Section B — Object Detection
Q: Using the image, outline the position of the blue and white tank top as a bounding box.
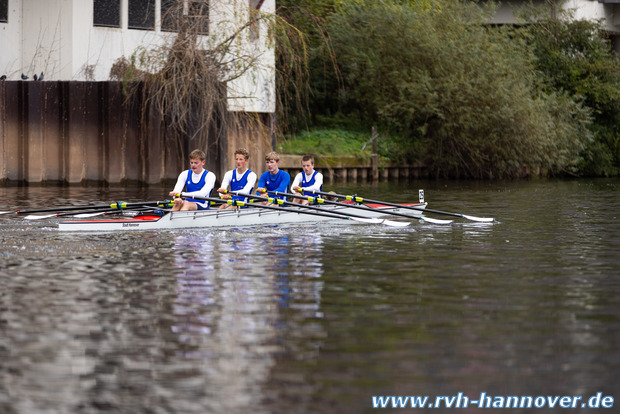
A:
[231,169,252,202]
[301,171,322,196]
[184,170,210,209]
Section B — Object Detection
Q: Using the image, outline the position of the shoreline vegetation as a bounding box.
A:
[276,0,620,179]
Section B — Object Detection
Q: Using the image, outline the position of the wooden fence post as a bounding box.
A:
[371,126,378,182]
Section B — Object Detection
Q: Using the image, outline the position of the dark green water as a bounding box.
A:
[0,178,618,413]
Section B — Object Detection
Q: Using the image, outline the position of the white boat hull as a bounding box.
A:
[58,203,427,232]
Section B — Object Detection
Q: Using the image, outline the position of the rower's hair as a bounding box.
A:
[235,148,250,160]
[265,151,280,162]
[301,155,314,164]
[189,149,206,161]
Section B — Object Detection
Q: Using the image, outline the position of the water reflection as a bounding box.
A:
[1,180,619,414]
[167,229,325,413]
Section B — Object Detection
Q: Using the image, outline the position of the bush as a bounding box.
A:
[323,0,593,178]
[522,15,620,176]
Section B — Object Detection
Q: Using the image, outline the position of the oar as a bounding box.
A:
[23,206,158,220]
[179,193,409,227]
[265,190,453,225]
[221,191,409,227]
[307,190,494,222]
[24,208,120,220]
[73,210,126,218]
[1,200,174,216]
[74,206,169,218]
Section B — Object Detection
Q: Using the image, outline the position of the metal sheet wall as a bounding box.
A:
[0,81,190,186]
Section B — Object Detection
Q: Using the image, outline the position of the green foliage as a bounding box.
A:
[324,0,592,178]
[277,129,374,161]
[521,15,620,176]
[277,0,619,178]
[276,0,342,128]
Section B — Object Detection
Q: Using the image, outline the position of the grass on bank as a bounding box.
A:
[277,128,414,167]
[277,129,373,160]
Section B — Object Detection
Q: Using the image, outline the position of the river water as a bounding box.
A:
[0,178,618,413]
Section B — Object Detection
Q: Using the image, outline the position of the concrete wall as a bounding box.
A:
[278,155,429,184]
[222,112,274,178]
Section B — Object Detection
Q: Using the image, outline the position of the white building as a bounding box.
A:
[0,0,275,113]
[490,0,620,53]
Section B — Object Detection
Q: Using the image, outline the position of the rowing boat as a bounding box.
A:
[57,202,427,232]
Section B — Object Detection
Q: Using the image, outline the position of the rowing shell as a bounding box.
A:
[57,202,426,232]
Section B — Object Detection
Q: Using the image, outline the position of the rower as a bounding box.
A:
[169,149,216,211]
[291,155,324,205]
[217,148,257,209]
[256,151,291,206]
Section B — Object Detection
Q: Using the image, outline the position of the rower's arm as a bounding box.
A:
[170,171,188,196]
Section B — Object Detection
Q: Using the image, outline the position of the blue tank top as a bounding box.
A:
[185,170,210,209]
[263,170,290,201]
[301,171,322,196]
[231,170,252,202]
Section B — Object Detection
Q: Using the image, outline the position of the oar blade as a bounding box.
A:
[382,219,410,227]
[462,214,494,222]
[23,213,58,220]
[349,217,384,224]
[0,211,15,215]
[421,216,453,225]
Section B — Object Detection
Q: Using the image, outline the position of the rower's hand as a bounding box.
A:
[217,188,226,194]
[257,188,267,194]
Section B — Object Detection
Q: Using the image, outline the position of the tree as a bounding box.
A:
[521,10,620,176]
[112,0,312,164]
[324,0,592,178]
[276,0,340,130]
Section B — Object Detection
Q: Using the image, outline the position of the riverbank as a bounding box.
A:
[278,154,428,183]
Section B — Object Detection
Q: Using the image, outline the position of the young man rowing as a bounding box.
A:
[216,148,257,209]
[291,155,323,205]
[169,149,216,211]
[256,151,290,205]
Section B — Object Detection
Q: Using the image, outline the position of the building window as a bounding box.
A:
[188,0,209,35]
[1,0,9,23]
[161,0,180,32]
[93,0,121,28]
[249,0,263,41]
[161,1,209,35]
[128,0,155,30]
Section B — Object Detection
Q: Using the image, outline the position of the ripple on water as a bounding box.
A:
[1,181,619,413]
